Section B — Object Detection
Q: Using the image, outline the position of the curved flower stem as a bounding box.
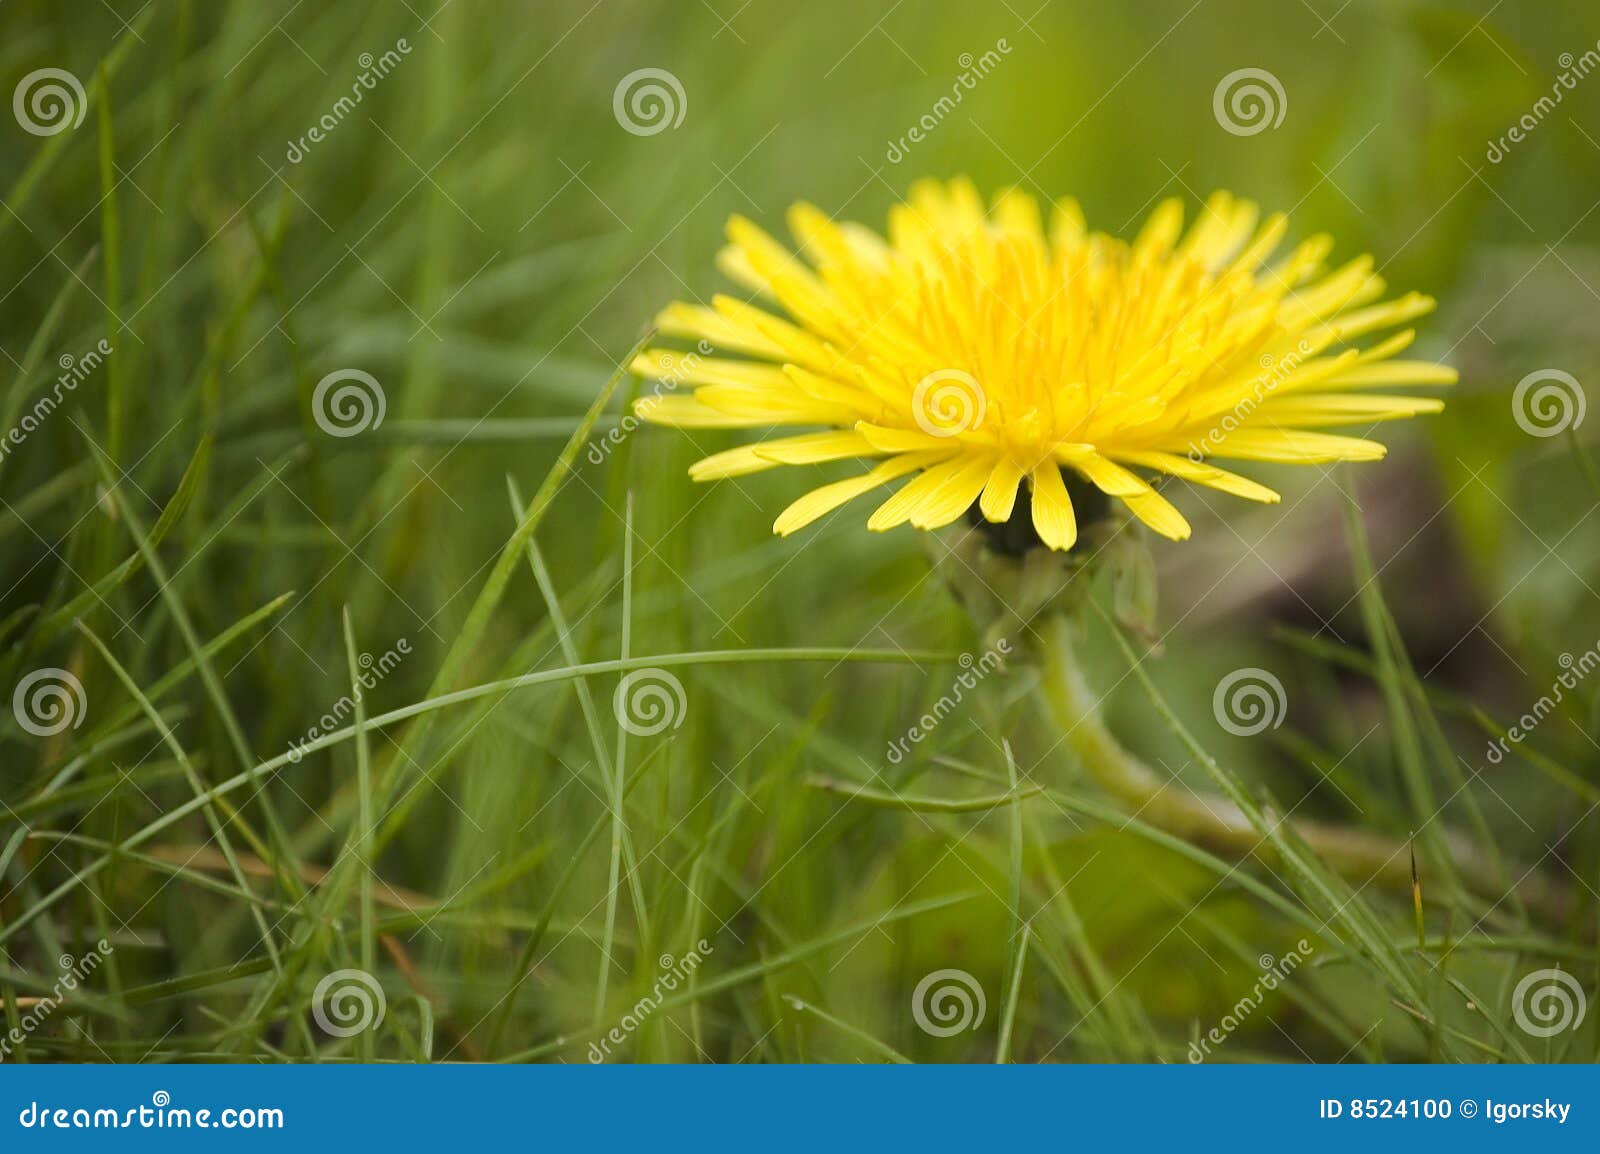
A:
[1031,613,1575,930]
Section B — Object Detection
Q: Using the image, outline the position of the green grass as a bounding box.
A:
[1,0,1597,1064]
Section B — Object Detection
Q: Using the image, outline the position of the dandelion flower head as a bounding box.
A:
[632,179,1453,551]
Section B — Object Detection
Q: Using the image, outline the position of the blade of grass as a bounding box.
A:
[805,775,1044,812]
[1083,602,1432,1016]
[85,435,306,910]
[72,620,286,975]
[362,333,652,858]
[501,890,977,1062]
[594,492,636,1027]
[341,607,376,1063]
[0,5,151,249]
[995,919,1028,1063]
[0,645,954,949]
[0,250,95,485]
[783,994,912,1063]
[485,741,713,1057]
[506,475,651,1025]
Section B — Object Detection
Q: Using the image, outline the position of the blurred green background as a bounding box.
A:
[1,0,1597,1063]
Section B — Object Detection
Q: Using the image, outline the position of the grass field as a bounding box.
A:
[1,0,1598,1064]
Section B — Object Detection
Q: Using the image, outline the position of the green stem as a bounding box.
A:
[1032,614,1573,926]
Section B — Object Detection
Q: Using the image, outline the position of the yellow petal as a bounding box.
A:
[690,430,876,481]
[978,458,1026,522]
[1028,464,1078,551]
[868,459,969,531]
[1133,198,1185,260]
[909,455,995,530]
[711,295,835,373]
[1312,292,1436,344]
[784,365,874,410]
[1049,197,1087,253]
[1070,452,1151,497]
[1323,361,1459,388]
[1124,491,1191,540]
[774,453,943,536]
[1071,453,1191,540]
[726,214,822,295]
[1114,451,1279,504]
[635,394,760,429]
[1180,192,1258,270]
[1202,428,1387,463]
[1269,234,1334,285]
[715,244,772,300]
[751,429,877,465]
[1224,212,1289,277]
[856,422,963,454]
[1262,394,1446,425]
[694,385,857,425]
[688,445,777,480]
[653,302,784,359]
[991,187,1045,242]
[1279,257,1383,328]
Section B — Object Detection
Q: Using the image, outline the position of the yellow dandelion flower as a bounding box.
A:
[632,178,1454,551]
